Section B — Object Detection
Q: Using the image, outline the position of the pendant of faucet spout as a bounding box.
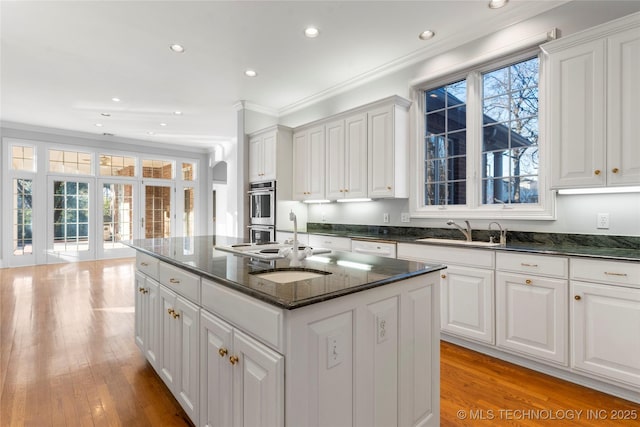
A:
[447,219,472,242]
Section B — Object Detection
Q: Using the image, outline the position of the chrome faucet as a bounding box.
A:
[488,221,507,246]
[447,219,472,242]
[289,210,300,266]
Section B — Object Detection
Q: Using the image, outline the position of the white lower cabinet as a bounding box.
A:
[495,252,569,365]
[135,272,161,371]
[159,285,200,425]
[570,258,640,390]
[200,309,285,427]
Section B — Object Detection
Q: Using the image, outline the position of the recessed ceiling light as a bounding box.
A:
[169,44,185,53]
[244,69,257,77]
[160,123,167,127]
[101,112,111,117]
[304,27,320,38]
[488,0,508,9]
[147,131,155,136]
[173,111,182,115]
[95,123,103,127]
[418,30,435,40]
[111,97,121,102]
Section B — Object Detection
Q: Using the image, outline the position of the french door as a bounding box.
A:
[47,176,95,263]
[98,179,137,258]
[141,181,175,239]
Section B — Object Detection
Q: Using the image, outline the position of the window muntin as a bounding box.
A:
[481,57,540,205]
[53,180,90,252]
[142,159,173,179]
[11,145,35,171]
[424,80,467,206]
[13,179,33,255]
[103,183,134,249]
[49,150,92,174]
[99,154,136,177]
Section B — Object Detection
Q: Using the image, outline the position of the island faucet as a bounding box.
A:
[447,219,472,242]
[289,210,300,266]
[488,221,507,246]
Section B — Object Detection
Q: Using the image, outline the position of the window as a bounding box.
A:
[49,150,92,174]
[416,54,549,218]
[142,159,173,179]
[182,162,196,181]
[99,154,136,176]
[13,179,33,255]
[11,145,35,171]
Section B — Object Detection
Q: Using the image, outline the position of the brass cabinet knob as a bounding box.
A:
[339,189,344,192]
[229,355,239,365]
[594,169,601,175]
[167,308,174,315]
[138,287,145,293]
[525,279,532,285]
[344,189,348,192]
[172,311,180,319]
[612,167,619,174]
[218,348,228,357]
[574,295,581,301]
[441,274,446,279]
[387,186,392,190]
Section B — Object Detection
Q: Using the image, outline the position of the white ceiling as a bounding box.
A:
[1,0,567,149]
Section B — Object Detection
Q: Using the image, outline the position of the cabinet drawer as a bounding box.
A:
[571,258,640,288]
[397,243,494,269]
[276,231,309,246]
[351,239,396,258]
[159,262,200,303]
[201,278,284,352]
[308,234,351,251]
[137,252,159,280]
[496,252,568,278]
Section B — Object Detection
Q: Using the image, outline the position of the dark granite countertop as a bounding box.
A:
[291,224,640,262]
[125,236,446,310]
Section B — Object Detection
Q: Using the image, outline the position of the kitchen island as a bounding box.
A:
[127,235,445,427]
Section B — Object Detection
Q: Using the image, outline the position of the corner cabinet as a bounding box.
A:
[292,125,326,201]
[544,13,640,188]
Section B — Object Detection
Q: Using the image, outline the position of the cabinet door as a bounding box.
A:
[368,105,395,198]
[146,278,161,372]
[159,286,178,392]
[248,136,263,183]
[175,296,200,424]
[325,119,346,200]
[262,132,277,181]
[232,330,284,427]
[134,271,147,352]
[496,272,568,365]
[441,265,494,344]
[292,131,309,200]
[344,112,368,198]
[200,310,234,427]
[307,126,326,200]
[549,39,606,188]
[571,281,640,388]
[607,26,640,186]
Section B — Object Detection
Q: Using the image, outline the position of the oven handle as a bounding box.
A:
[248,189,275,195]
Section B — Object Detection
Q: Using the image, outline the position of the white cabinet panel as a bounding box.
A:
[326,113,368,200]
[176,297,200,424]
[308,234,351,252]
[293,126,326,201]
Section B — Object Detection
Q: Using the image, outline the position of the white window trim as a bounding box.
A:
[409,48,556,220]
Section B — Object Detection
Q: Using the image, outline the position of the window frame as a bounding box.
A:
[410,48,555,220]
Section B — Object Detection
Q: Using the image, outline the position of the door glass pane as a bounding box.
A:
[145,185,171,238]
[182,162,195,181]
[13,179,33,255]
[183,187,195,238]
[103,183,134,249]
[52,180,90,252]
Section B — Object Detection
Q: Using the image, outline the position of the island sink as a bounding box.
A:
[250,268,331,284]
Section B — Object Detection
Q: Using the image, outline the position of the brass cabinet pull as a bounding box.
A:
[594,169,601,175]
[344,189,348,192]
[574,295,581,301]
[172,311,180,319]
[387,186,392,190]
[140,262,149,267]
[169,278,180,284]
[604,271,627,277]
[525,279,532,285]
[138,287,145,293]
[612,167,619,174]
[229,355,239,365]
[441,274,446,279]
[218,348,228,357]
[167,308,174,315]
[520,263,538,267]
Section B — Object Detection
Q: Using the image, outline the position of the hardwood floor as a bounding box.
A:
[1,258,638,426]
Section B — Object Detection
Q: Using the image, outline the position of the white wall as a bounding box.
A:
[279,2,640,237]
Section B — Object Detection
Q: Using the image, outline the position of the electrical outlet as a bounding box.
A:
[383,213,390,223]
[327,333,343,369]
[597,213,610,229]
[400,212,410,223]
[376,313,389,344]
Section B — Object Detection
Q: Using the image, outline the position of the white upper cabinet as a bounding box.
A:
[545,13,640,188]
[326,112,368,200]
[292,125,326,201]
[248,126,293,196]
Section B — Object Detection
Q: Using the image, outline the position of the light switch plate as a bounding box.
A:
[597,213,610,229]
[400,212,410,223]
[327,333,343,369]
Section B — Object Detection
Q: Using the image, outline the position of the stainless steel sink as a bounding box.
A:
[415,238,501,247]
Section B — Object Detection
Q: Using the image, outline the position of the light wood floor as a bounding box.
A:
[1,259,638,426]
